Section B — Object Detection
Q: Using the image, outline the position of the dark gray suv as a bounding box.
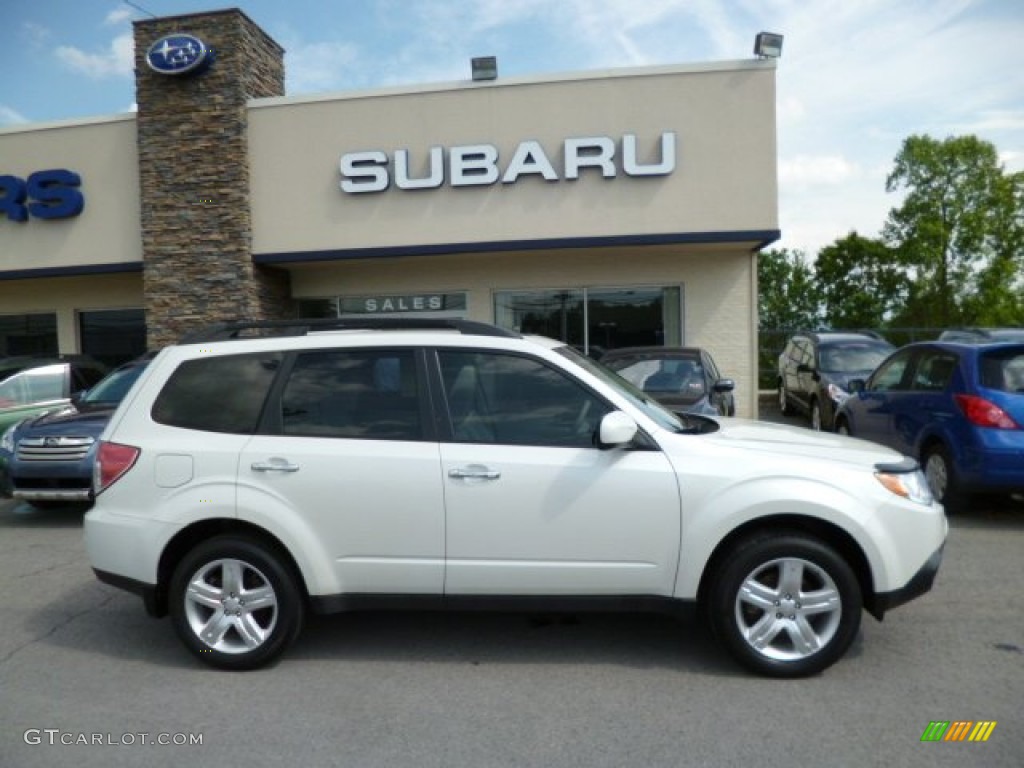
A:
[777,331,894,431]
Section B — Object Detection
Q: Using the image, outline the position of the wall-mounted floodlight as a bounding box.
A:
[754,32,784,59]
[471,56,498,81]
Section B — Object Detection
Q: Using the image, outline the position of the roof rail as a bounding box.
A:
[178,317,522,344]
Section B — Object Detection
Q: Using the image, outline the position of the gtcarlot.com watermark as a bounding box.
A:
[24,729,203,747]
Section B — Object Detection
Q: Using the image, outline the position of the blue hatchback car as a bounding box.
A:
[835,341,1024,511]
[0,358,150,508]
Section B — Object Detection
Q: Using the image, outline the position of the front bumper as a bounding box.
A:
[866,544,944,620]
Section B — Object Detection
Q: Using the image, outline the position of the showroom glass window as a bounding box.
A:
[79,309,147,367]
[494,286,681,357]
[0,313,57,356]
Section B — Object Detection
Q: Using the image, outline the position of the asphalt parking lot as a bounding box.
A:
[1,411,1022,767]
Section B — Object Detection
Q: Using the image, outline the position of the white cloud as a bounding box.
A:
[55,32,134,79]
[105,7,134,25]
[780,155,859,186]
[0,105,29,126]
[285,40,361,93]
[21,21,51,47]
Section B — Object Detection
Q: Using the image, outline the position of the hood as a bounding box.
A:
[684,417,906,468]
[18,405,116,437]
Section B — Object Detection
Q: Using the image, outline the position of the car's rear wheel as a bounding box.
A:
[169,536,304,670]
[707,532,862,677]
[922,444,964,513]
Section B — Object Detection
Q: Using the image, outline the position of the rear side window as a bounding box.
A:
[152,353,282,433]
[280,349,422,440]
[979,350,1024,393]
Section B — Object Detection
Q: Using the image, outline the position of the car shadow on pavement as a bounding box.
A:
[0,499,89,529]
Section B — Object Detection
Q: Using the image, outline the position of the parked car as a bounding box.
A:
[777,331,894,431]
[600,346,735,416]
[835,341,1024,510]
[84,318,945,677]
[0,358,150,508]
[0,354,101,384]
[0,358,109,433]
[937,327,1024,343]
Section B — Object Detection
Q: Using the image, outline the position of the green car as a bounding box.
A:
[0,359,109,433]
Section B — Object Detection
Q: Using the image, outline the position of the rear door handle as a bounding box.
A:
[448,465,501,480]
[251,458,300,473]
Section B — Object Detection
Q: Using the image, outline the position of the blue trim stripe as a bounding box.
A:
[0,262,143,281]
[253,230,782,265]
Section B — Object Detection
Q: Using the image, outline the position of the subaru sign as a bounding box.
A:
[145,34,215,76]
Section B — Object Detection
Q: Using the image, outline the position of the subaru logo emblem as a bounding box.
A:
[44,437,60,447]
[145,33,215,76]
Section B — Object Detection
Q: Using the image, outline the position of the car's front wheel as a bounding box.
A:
[707,532,862,677]
[922,443,964,514]
[169,536,304,670]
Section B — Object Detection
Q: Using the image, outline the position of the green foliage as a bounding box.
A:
[883,135,1023,326]
[815,232,907,328]
[757,248,821,331]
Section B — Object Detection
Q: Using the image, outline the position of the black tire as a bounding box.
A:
[706,532,862,678]
[922,443,965,514]
[169,536,304,670]
[778,382,793,416]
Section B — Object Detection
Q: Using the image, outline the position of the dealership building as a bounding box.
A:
[0,8,779,417]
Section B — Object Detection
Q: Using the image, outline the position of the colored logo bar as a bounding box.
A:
[921,721,997,742]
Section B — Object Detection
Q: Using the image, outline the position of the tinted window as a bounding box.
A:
[280,349,421,440]
[440,351,608,447]
[152,353,282,433]
[911,351,958,391]
[979,349,1024,393]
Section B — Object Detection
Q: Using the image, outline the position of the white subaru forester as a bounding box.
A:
[84,319,946,677]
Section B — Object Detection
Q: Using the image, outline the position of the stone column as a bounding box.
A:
[134,9,293,348]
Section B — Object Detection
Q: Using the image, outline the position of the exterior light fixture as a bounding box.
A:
[753,32,784,59]
[471,56,498,81]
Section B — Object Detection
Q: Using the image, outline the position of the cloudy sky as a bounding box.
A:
[2,0,1021,256]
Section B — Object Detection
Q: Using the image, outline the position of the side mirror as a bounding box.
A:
[848,378,866,394]
[70,389,88,406]
[713,378,735,393]
[598,411,638,448]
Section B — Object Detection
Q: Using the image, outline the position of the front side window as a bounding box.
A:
[280,349,422,440]
[152,353,282,433]
[439,351,608,447]
[869,351,912,392]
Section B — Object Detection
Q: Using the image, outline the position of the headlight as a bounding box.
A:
[1,423,21,453]
[875,469,933,506]
[826,382,849,405]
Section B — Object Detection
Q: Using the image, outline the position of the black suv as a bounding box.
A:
[777,331,894,430]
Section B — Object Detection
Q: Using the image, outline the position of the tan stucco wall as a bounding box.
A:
[0,116,142,272]
[0,273,142,352]
[248,61,777,254]
[288,245,759,417]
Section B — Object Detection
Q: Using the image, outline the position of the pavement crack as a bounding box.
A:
[0,591,117,666]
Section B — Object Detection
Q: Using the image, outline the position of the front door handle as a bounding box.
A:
[448,465,501,480]
[251,458,300,473]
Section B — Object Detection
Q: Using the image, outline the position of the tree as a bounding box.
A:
[883,134,1023,327]
[815,232,907,328]
[757,248,821,331]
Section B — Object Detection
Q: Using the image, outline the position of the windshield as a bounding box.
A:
[83,363,147,405]
[555,346,685,432]
[818,342,893,374]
